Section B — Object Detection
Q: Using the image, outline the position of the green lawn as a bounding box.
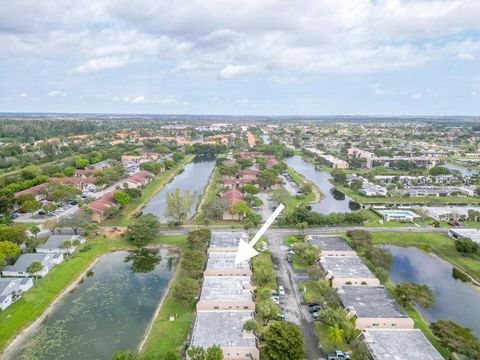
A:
[140,235,196,357]
[284,234,301,246]
[191,165,219,223]
[0,236,130,352]
[338,184,480,205]
[370,231,480,282]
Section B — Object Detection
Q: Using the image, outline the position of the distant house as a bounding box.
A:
[221,189,245,220]
[223,177,252,189]
[0,278,34,310]
[48,177,97,192]
[87,190,117,222]
[1,253,63,278]
[36,235,85,254]
[121,170,153,189]
[121,152,159,165]
[238,169,259,180]
[14,183,47,200]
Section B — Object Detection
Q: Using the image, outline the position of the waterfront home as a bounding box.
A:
[204,252,252,277]
[88,190,117,222]
[1,253,63,278]
[306,235,356,257]
[121,170,153,189]
[221,189,245,220]
[0,277,33,310]
[338,286,414,330]
[360,329,443,360]
[448,228,480,244]
[36,234,85,254]
[319,256,380,287]
[395,185,475,197]
[208,231,248,253]
[197,276,255,311]
[189,311,259,360]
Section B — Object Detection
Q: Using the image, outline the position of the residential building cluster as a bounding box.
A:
[189,231,259,360]
[0,234,84,311]
[307,235,443,359]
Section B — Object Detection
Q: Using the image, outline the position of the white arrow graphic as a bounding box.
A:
[235,203,285,265]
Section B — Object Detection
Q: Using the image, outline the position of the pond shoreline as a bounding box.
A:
[0,255,101,359]
[1,245,179,360]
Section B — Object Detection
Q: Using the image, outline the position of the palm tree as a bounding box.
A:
[327,324,345,347]
[27,261,43,284]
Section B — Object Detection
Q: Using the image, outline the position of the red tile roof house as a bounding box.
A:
[14,183,47,200]
[223,177,253,190]
[221,189,245,220]
[238,169,259,180]
[49,177,97,191]
[87,191,116,222]
[120,170,154,189]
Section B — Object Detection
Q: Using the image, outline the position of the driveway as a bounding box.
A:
[266,230,324,360]
[257,192,273,221]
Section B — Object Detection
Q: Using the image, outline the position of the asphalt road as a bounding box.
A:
[266,230,324,360]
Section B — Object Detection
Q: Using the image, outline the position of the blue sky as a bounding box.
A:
[1,0,480,115]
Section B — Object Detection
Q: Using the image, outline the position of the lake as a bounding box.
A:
[285,155,354,213]
[384,245,480,337]
[142,158,215,222]
[6,249,175,360]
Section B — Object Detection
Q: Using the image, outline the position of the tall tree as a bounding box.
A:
[395,282,434,308]
[263,322,304,360]
[206,345,223,360]
[430,320,480,357]
[124,214,161,248]
[164,189,194,224]
[328,324,345,347]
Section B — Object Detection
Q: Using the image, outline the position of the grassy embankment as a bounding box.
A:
[284,165,321,213]
[191,165,220,224]
[0,234,186,353]
[140,234,195,357]
[102,155,195,226]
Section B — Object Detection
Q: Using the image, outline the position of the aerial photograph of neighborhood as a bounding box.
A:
[1,1,480,360]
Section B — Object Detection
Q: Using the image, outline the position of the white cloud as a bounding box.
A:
[236,98,249,104]
[219,64,259,79]
[47,90,66,97]
[132,96,145,103]
[18,93,28,97]
[457,52,475,60]
[74,56,130,73]
[412,92,423,100]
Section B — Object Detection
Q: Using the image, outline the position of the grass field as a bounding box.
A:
[191,165,219,224]
[284,166,318,212]
[370,231,480,282]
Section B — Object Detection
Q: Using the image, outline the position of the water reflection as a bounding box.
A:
[384,245,480,337]
[142,158,215,222]
[124,249,162,273]
[285,155,352,213]
[6,250,174,360]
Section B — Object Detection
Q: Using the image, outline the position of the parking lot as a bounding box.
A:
[266,230,324,360]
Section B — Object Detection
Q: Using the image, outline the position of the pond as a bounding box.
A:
[6,249,175,360]
[285,155,355,213]
[384,245,480,338]
[142,158,215,222]
[444,162,475,176]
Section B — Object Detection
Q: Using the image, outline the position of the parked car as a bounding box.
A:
[286,255,293,263]
[327,351,350,360]
[278,285,285,296]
